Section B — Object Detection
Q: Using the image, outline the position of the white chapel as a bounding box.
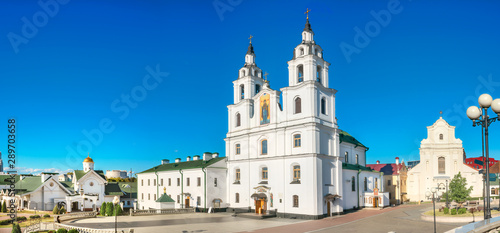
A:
[407,117,482,201]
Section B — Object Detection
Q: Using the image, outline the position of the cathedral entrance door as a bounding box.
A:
[327,201,331,216]
[373,197,378,208]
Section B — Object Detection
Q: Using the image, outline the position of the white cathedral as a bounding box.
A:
[224,17,387,219]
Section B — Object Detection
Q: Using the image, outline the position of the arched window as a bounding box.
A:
[321,98,326,115]
[235,168,240,181]
[235,193,240,203]
[298,65,304,83]
[439,134,443,140]
[236,113,241,127]
[293,134,301,148]
[375,178,378,189]
[262,167,268,180]
[351,176,356,191]
[240,85,244,99]
[438,157,445,174]
[294,97,302,114]
[364,177,368,191]
[241,70,246,77]
[316,65,322,83]
[300,48,304,55]
[261,140,268,155]
[293,195,299,207]
[235,144,240,155]
[356,154,359,164]
[293,165,300,181]
[345,152,349,163]
[256,84,261,94]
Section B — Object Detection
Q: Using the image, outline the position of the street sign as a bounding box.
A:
[476,159,485,166]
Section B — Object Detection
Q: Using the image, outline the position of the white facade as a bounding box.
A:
[106,170,129,179]
[224,18,384,219]
[407,117,482,202]
[137,154,227,211]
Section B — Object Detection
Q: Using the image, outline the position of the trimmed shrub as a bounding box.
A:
[1,201,6,213]
[53,205,59,214]
[68,229,78,233]
[17,216,27,221]
[59,206,66,215]
[30,214,41,219]
[451,209,457,215]
[114,204,123,216]
[44,214,51,218]
[56,228,68,233]
[458,208,467,215]
[106,202,113,216]
[0,219,11,225]
[443,207,449,214]
[100,202,107,216]
[11,223,21,233]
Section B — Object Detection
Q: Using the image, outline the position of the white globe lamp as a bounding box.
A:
[491,99,500,114]
[479,94,493,108]
[466,106,481,120]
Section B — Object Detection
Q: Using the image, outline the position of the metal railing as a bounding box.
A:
[130,208,195,216]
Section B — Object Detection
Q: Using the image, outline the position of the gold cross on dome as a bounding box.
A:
[264,72,268,80]
[305,8,311,19]
[249,35,253,43]
[440,111,443,116]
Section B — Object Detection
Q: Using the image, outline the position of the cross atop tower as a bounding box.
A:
[305,8,311,20]
[264,72,268,80]
[248,35,253,44]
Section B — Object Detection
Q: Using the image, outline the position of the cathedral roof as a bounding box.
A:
[339,130,368,149]
[342,163,374,172]
[304,18,313,32]
[138,157,225,174]
[83,155,94,163]
[247,42,254,55]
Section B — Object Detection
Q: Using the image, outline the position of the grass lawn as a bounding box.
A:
[0,217,53,228]
[423,209,500,217]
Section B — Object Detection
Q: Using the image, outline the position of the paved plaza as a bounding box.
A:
[59,204,469,233]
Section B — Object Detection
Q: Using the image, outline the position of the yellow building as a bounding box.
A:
[367,157,408,205]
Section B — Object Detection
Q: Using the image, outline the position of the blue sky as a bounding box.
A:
[1,0,500,175]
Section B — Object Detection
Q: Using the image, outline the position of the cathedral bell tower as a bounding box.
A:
[287,10,330,88]
[232,36,265,104]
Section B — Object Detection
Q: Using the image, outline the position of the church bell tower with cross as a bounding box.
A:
[232,35,265,104]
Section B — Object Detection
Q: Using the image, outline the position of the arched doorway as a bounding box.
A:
[251,193,267,214]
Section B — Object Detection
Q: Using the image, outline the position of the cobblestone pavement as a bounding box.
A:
[61,204,468,233]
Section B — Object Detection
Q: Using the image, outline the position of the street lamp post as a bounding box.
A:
[426,187,438,233]
[113,196,119,233]
[466,94,500,220]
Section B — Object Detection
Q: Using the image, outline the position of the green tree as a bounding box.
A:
[11,223,21,233]
[114,204,122,216]
[1,201,7,213]
[53,205,59,214]
[100,202,107,216]
[448,172,473,204]
[59,206,66,215]
[56,228,68,233]
[106,202,114,216]
[68,229,79,233]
